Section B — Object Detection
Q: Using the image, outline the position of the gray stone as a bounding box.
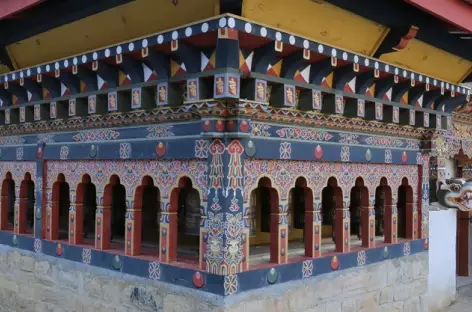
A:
[404,297,420,312]
[0,244,430,312]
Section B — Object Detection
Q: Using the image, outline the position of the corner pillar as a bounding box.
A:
[205,138,245,274]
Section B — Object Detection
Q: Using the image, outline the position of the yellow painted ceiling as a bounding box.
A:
[241,0,472,83]
[241,0,390,56]
[380,39,472,84]
[6,0,219,69]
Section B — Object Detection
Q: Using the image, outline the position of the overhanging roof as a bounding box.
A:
[406,0,472,33]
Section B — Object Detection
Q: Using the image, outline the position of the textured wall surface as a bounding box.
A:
[428,209,457,312]
[0,245,428,312]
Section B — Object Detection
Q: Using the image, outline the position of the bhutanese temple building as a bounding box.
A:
[0,0,471,311]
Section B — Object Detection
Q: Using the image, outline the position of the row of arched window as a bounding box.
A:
[1,171,416,268]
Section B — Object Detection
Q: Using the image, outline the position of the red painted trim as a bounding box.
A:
[406,0,472,32]
[0,0,43,20]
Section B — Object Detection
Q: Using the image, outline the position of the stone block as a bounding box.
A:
[358,291,378,311]
[56,268,81,291]
[403,297,420,312]
[341,298,358,312]
[379,287,394,305]
[20,255,35,272]
[393,284,410,302]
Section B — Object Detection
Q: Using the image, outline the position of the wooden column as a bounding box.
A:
[457,211,471,276]
[160,191,178,264]
[270,189,286,264]
[95,189,111,250]
[125,194,141,256]
[335,188,349,253]
[305,192,321,258]
[362,206,375,248]
[46,182,61,240]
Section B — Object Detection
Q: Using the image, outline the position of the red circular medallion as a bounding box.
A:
[192,271,205,288]
[227,120,235,131]
[402,151,408,163]
[156,142,166,157]
[203,120,211,132]
[330,256,339,270]
[216,120,225,132]
[56,243,63,256]
[37,147,43,159]
[314,145,323,160]
[240,120,249,132]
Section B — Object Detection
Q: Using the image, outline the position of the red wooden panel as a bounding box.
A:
[0,0,43,20]
[406,0,472,32]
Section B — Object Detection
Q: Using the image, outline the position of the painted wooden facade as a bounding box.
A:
[0,0,469,297]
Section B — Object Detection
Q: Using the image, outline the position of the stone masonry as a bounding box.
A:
[0,245,428,312]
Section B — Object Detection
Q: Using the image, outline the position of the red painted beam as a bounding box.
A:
[0,0,44,20]
[406,0,472,32]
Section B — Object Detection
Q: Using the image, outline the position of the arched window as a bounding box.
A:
[110,176,126,243]
[82,175,97,240]
[397,178,413,239]
[1,172,15,231]
[321,177,337,242]
[20,172,35,234]
[57,174,70,240]
[141,176,160,248]
[177,177,200,258]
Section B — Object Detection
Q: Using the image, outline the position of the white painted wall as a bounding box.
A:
[428,208,457,311]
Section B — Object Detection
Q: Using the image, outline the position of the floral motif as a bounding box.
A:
[147,125,174,138]
[148,261,161,280]
[82,248,92,264]
[338,133,360,144]
[226,140,244,196]
[385,150,392,164]
[16,147,23,160]
[416,152,423,165]
[34,239,41,253]
[210,196,222,211]
[46,159,207,204]
[302,260,313,278]
[340,146,350,162]
[279,142,292,159]
[35,176,43,195]
[224,274,239,296]
[405,140,420,149]
[195,140,209,159]
[251,122,271,137]
[276,127,333,141]
[119,143,131,159]
[403,242,411,256]
[37,134,55,144]
[365,136,403,148]
[357,250,366,266]
[60,146,69,160]
[209,140,225,190]
[0,136,25,145]
[72,129,120,142]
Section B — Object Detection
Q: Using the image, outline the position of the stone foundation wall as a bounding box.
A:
[226,252,429,312]
[0,245,428,312]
